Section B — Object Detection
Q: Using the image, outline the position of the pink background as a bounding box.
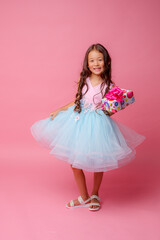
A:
[0,0,160,239]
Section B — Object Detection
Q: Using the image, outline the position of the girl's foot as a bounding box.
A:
[89,194,101,210]
[66,195,91,208]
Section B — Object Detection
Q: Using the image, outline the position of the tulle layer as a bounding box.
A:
[30,104,146,172]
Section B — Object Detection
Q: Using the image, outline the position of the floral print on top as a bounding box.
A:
[71,77,114,121]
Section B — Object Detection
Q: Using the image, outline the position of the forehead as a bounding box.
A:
[88,50,103,59]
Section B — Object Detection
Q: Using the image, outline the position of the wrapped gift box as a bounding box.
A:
[102,86,135,113]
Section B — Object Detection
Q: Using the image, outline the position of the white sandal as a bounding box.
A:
[66,196,91,209]
[89,195,101,211]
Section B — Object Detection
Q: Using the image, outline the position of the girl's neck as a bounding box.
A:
[89,74,103,83]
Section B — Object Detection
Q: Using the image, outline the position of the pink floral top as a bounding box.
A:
[81,77,114,111]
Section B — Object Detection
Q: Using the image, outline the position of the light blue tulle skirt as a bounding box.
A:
[30,102,146,172]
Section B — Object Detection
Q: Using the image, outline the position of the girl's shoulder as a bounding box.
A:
[101,82,115,96]
[103,82,115,90]
[109,82,115,89]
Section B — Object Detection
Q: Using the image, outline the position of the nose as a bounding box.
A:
[94,60,99,65]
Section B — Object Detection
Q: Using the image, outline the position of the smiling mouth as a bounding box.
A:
[93,67,101,70]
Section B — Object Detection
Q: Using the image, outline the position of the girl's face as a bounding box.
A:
[88,50,105,76]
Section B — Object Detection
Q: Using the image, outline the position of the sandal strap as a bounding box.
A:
[78,196,91,204]
[89,202,100,207]
[70,200,74,207]
[69,196,91,207]
[91,195,101,202]
[78,196,84,204]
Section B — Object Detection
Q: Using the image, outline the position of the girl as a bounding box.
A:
[30,43,146,211]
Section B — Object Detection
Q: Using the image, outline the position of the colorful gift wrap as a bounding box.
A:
[102,86,135,113]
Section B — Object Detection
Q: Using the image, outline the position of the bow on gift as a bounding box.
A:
[105,86,125,101]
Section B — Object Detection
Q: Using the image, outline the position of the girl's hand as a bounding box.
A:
[108,111,114,116]
[49,101,75,120]
[49,110,60,120]
[103,110,114,116]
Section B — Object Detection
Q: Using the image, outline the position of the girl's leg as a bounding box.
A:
[66,165,91,207]
[90,172,104,209]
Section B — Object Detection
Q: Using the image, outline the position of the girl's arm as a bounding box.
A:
[103,110,114,117]
[58,101,75,111]
[49,100,75,120]
[108,112,114,116]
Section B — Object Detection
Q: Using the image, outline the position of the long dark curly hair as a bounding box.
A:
[73,43,115,114]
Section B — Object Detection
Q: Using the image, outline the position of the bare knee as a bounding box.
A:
[70,165,82,173]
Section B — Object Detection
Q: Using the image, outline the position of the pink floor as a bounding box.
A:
[0,0,160,239]
[0,141,159,240]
